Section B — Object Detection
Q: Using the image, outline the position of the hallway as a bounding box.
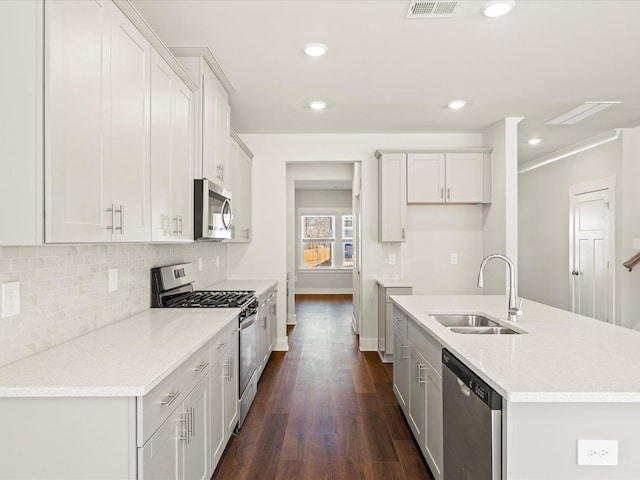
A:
[212,294,434,479]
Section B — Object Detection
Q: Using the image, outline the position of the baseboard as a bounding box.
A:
[295,288,353,295]
[287,313,297,325]
[274,336,289,351]
[358,336,377,351]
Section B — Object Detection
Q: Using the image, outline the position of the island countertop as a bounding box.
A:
[390,295,640,403]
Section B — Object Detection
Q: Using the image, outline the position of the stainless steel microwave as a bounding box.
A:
[194,179,233,240]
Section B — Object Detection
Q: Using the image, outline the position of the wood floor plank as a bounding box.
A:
[212,294,434,480]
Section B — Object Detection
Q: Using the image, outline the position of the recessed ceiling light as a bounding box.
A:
[482,1,515,17]
[528,138,542,146]
[448,100,466,110]
[304,43,328,57]
[309,101,327,111]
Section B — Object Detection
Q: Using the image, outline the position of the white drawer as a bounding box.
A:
[408,320,443,376]
[392,306,408,338]
[137,340,211,446]
[211,319,238,364]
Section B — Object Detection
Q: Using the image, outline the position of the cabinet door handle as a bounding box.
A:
[189,407,195,438]
[179,216,183,235]
[224,359,231,381]
[440,188,444,200]
[194,362,209,372]
[216,342,227,350]
[161,391,181,407]
[401,227,405,240]
[402,345,409,360]
[417,364,426,385]
[116,204,124,234]
[447,187,451,199]
[173,216,179,235]
[179,415,189,443]
[106,204,116,232]
[244,228,250,239]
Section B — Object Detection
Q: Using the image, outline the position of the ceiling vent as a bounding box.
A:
[406,1,461,18]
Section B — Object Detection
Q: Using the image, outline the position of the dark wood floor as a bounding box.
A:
[212,294,434,480]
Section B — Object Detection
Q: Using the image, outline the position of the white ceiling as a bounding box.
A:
[132,0,640,164]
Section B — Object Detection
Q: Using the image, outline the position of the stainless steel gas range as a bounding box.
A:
[151,262,258,430]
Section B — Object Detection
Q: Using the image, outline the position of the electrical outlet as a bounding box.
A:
[198,257,204,271]
[577,440,618,466]
[451,253,458,265]
[1,282,21,317]
[108,268,118,292]
[389,254,396,265]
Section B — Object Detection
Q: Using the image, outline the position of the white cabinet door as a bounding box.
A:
[183,377,209,480]
[209,359,226,472]
[108,5,151,242]
[150,48,174,241]
[407,153,445,203]
[408,346,426,443]
[379,153,407,242]
[424,366,443,480]
[173,80,194,240]
[228,138,253,243]
[138,405,184,480]
[269,292,278,353]
[256,310,267,380]
[201,60,230,188]
[150,48,194,242]
[392,326,409,415]
[446,153,484,203]
[224,334,239,438]
[45,0,110,243]
[0,0,43,245]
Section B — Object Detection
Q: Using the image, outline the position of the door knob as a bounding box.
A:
[571,270,580,276]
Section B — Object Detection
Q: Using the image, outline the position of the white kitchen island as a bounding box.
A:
[391,294,640,479]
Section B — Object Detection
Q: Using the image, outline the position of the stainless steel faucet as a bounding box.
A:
[477,253,523,321]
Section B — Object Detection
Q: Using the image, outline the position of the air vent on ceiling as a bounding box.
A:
[406,1,461,18]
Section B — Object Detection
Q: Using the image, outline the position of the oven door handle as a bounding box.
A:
[239,314,257,330]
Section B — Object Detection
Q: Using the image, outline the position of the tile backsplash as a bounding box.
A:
[0,243,227,368]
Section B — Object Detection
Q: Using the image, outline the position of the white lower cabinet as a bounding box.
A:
[224,333,240,439]
[393,310,443,480]
[138,404,183,480]
[256,288,277,381]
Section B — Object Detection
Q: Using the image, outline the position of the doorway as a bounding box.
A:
[569,177,616,323]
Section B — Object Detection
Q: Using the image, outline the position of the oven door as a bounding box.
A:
[238,312,257,398]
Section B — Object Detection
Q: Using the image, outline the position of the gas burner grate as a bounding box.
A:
[163,290,255,308]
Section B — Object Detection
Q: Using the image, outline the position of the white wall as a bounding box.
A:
[481,118,522,295]
[295,188,352,294]
[226,133,482,351]
[518,138,622,317]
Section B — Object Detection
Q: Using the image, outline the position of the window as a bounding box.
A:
[299,210,353,270]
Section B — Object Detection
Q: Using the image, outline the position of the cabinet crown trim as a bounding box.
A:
[231,129,254,159]
[168,45,236,95]
[374,148,492,159]
[113,1,198,92]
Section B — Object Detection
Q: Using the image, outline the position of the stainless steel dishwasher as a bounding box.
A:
[442,349,502,480]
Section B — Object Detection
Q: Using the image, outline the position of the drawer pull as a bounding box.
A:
[160,391,180,408]
[194,362,209,372]
[216,343,227,350]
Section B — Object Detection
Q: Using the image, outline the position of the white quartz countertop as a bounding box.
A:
[208,279,277,298]
[391,295,640,403]
[0,308,238,398]
[375,278,413,288]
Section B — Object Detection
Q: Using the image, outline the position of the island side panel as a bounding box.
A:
[505,402,640,479]
[0,396,136,479]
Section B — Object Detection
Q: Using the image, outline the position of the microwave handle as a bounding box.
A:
[222,198,233,231]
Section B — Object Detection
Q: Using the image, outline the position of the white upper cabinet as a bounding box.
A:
[46,0,152,243]
[407,152,490,204]
[150,48,194,242]
[228,133,253,243]
[201,60,230,188]
[379,153,407,242]
[0,0,43,245]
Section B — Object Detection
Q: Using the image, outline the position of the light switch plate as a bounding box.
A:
[1,282,20,317]
[389,254,396,265]
[577,439,618,466]
[451,253,458,265]
[108,268,118,292]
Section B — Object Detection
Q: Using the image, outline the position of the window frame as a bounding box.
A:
[298,207,353,271]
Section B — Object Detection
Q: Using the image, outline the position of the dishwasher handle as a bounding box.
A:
[442,349,502,410]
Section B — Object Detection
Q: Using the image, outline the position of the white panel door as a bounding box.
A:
[138,405,183,480]
[379,153,407,242]
[150,48,174,241]
[108,6,150,241]
[184,378,209,480]
[572,189,611,322]
[45,0,110,243]
[445,153,484,203]
[173,80,194,241]
[407,153,445,203]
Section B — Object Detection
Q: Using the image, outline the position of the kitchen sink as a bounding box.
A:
[449,326,519,335]
[430,314,499,328]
